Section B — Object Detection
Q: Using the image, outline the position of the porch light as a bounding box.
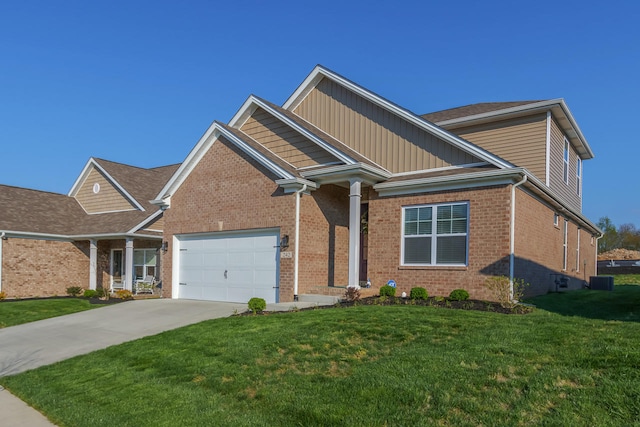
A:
[161,241,168,253]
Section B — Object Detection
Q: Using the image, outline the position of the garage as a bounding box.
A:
[175,230,280,303]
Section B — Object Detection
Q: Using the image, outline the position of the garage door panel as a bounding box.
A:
[177,231,279,303]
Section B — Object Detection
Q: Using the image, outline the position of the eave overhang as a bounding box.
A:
[275,178,318,194]
[434,99,594,160]
[300,163,392,186]
[0,230,162,241]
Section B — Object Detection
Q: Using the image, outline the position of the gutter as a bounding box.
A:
[510,174,528,301]
[293,184,307,301]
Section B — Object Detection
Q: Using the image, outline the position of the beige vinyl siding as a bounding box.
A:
[450,114,547,180]
[143,215,164,232]
[549,118,581,212]
[293,78,481,173]
[75,167,137,214]
[240,107,340,168]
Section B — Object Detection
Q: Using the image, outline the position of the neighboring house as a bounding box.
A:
[153,65,601,304]
[0,158,178,298]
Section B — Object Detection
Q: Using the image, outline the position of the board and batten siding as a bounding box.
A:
[240,107,340,168]
[549,118,581,212]
[293,78,482,173]
[75,167,137,214]
[450,114,548,181]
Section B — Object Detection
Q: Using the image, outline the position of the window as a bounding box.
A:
[576,158,582,196]
[562,219,568,271]
[554,213,559,227]
[402,202,468,265]
[563,138,569,184]
[133,249,157,280]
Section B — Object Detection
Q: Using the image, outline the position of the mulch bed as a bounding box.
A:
[243,296,532,316]
[0,296,128,305]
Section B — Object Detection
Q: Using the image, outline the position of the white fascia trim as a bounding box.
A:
[228,96,260,129]
[391,162,491,178]
[300,162,392,185]
[127,210,163,234]
[68,158,145,211]
[275,178,318,193]
[0,230,162,241]
[154,123,296,203]
[436,99,594,160]
[68,233,163,240]
[86,208,138,215]
[375,168,524,197]
[250,96,357,165]
[283,66,512,170]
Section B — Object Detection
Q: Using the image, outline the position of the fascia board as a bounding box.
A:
[274,178,318,193]
[283,65,511,170]
[68,158,95,197]
[374,169,525,197]
[0,230,73,241]
[436,99,594,160]
[300,163,392,185]
[69,158,146,211]
[154,123,295,203]
[228,96,260,128]
[252,97,357,165]
[0,230,162,241]
[127,210,163,234]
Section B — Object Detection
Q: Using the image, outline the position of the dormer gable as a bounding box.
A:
[68,158,144,214]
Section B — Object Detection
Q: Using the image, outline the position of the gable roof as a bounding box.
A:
[1,160,178,239]
[283,65,514,170]
[422,99,594,160]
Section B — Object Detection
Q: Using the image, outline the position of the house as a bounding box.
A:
[0,158,178,298]
[152,65,600,304]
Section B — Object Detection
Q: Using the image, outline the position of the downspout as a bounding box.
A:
[595,232,604,277]
[0,232,4,293]
[293,184,307,302]
[509,174,528,301]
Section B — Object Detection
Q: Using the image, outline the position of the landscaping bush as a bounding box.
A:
[66,286,83,297]
[95,289,106,298]
[409,287,428,300]
[0,291,5,301]
[248,297,267,314]
[379,285,396,297]
[83,289,98,298]
[449,289,470,301]
[484,276,528,308]
[115,290,134,301]
[343,286,361,303]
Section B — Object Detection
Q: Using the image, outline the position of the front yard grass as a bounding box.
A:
[2,284,640,426]
[0,298,102,328]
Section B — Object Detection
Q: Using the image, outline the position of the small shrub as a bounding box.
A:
[484,276,529,309]
[115,289,134,301]
[410,287,428,300]
[379,285,396,297]
[343,286,361,303]
[66,286,83,297]
[83,289,98,298]
[248,297,267,314]
[0,291,5,301]
[434,296,445,302]
[449,289,470,301]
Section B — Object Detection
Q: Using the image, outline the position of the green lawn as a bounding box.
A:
[2,284,640,426]
[0,298,102,328]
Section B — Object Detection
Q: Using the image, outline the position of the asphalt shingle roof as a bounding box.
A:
[421,101,544,123]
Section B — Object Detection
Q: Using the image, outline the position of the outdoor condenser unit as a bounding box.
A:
[589,276,614,291]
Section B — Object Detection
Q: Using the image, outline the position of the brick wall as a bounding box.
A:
[514,189,597,295]
[1,238,89,298]
[367,185,512,301]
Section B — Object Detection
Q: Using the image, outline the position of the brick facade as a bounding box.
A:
[1,238,89,298]
[366,185,512,301]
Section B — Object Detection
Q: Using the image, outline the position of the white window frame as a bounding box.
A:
[554,213,559,227]
[563,138,570,184]
[133,249,158,281]
[576,228,581,272]
[401,202,469,266]
[576,157,582,196]
[562,219,568,271]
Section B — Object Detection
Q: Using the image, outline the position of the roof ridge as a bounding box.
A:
[0,183,67,197]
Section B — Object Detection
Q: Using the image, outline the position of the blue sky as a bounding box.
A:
[1,0,638,227]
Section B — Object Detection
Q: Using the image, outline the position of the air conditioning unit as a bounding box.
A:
[589,276,614,291]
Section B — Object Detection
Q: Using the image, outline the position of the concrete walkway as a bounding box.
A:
[0,297,326,426]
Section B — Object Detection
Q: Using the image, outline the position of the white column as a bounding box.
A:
[348,179,362,288]
[125,238,134,292]
[89,240,98,290]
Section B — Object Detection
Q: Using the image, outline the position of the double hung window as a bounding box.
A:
[402,202,468,266]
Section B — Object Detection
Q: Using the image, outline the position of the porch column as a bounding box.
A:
[125,238,134,292]
[89,240,98,290]
[348,179,362,288]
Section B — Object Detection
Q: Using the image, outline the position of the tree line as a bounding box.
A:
[597,216,640,253]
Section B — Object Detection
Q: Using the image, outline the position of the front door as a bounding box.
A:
[111,249,124,289]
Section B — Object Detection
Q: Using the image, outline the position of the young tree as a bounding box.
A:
[597,216,619,252]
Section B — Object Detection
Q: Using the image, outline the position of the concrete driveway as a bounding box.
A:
[0,299,248,378]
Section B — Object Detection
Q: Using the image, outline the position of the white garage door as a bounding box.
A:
[176,230,279,303]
